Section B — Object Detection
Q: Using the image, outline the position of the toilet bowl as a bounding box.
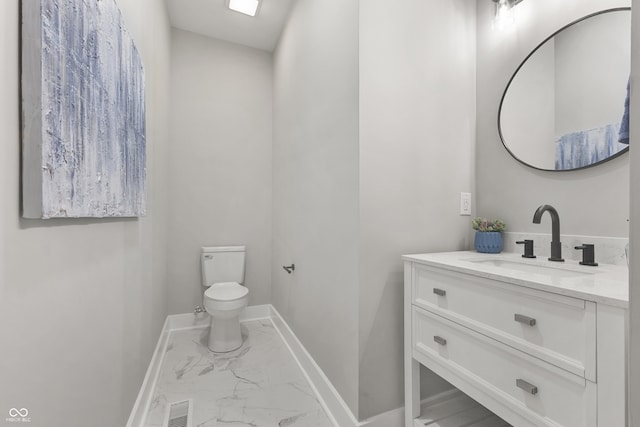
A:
[204,282,249,352]
[201,246,249,353]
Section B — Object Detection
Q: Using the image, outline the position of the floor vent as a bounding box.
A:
[164,399,192,427]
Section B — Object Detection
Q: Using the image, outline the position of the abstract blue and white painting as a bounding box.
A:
[22,0,146,218]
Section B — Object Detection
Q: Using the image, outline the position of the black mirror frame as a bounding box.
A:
[497,7,631,172]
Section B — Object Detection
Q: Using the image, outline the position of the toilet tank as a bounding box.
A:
[201,246,246,287]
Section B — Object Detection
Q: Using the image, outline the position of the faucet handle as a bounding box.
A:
[575,244,598,266]
[516,240,536,258]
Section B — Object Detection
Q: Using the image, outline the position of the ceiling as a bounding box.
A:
[165,0,295,52]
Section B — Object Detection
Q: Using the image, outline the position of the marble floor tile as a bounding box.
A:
[144,320,334,427]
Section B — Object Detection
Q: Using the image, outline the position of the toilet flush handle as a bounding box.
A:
[283,264,295,274]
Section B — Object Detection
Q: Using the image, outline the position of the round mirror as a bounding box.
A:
[498,8,631,171]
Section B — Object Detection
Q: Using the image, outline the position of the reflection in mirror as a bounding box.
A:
[499,9,630,171]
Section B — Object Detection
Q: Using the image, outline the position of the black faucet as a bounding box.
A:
[532,204,564,262]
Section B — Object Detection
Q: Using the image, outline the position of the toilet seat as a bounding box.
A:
[205,282,248,302]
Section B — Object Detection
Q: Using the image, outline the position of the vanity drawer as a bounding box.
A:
[412,307,596,427]
[413,264,596,379]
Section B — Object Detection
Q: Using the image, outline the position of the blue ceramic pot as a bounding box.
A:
[474,231,503,253]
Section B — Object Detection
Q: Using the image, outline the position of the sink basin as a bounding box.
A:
[470,258,593,278]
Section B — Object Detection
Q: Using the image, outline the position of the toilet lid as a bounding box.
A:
[205,282,248,301]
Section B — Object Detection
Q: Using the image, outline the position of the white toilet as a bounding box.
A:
[201,246,249,352]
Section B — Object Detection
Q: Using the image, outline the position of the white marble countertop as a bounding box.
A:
[403,251,629,308]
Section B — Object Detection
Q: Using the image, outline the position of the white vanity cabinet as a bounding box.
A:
[403,252,627,427]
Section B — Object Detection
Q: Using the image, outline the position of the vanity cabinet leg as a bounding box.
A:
[405,358,420,426]
[404,261,420,426]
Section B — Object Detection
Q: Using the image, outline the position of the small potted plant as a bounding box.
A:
[472,217,506,253]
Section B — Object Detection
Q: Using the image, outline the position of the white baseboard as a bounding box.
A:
[269,306,353,427]
[167,304,272,331]
[240,304,272,321]
[125,317,172,427]
[126,304,451,427]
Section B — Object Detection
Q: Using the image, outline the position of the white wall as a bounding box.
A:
[167,30,273,314]
[476,0,631,237]
[358,0,476,419]
[272,0,360,416]
[0,0,171,425]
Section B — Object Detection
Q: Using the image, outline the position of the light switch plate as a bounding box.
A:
[460,192,471,216]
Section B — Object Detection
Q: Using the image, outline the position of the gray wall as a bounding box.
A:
[628,0,639,422]
[167,30,273,314]
[0,0,172,425]
[555,11,630,136]
[358,0,476,419]
[476,0,631,237]
[272,0,477,419]
[272,0,361,416]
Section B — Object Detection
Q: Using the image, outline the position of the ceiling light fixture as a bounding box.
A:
[492,0,524,30]
[227,0,261,17]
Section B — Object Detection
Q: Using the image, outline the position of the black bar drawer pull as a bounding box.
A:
[516,379,538,395]
[514,313,536,326]
[433,336,447,346]
[433,288,447,296]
